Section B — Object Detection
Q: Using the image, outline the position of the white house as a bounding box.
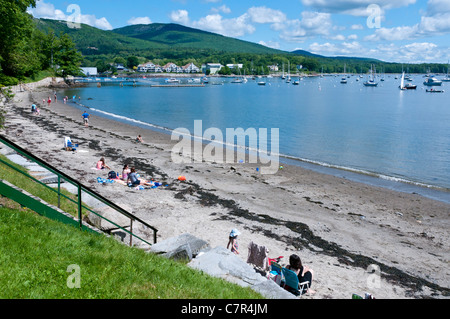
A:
[183,62,200,73]
[163,62,179,73]
[226,64,243,70]
[201,63,222,75]
[268,64,279,72]
[80,67,98,76]
[137,62,154,72]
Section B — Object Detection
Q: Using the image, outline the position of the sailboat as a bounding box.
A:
[281,62,286,80]
[399,72,416,90]
[340,64,347,83]
[257,66,266,85]
[363,64,378,87]
[286,61,291,83]
[442,61,450,82]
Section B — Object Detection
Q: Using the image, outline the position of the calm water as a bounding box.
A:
[61,75,450,202]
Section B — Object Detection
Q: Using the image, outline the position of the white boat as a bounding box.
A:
[187,78,201,83]
[363,64,378,87]
[399,72,417,90]
[231,78,243,83]
[292,79,300,85]
[165,78,179,83]
[281,62,286,79]
[340,64,347,83]
[257,81,266,86]
[442,62,450,82]
[423,77,442,86]
[286,61,291,83]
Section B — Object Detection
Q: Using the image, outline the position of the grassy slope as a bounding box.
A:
[0,207,262,299]
[0,155,262,299]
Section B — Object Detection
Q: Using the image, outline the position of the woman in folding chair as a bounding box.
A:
[285,254,315,295]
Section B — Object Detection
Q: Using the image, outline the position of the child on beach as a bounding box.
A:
[82,111,90,127]
[227,229,240,255]
[96,158,110,170]
[122,164,131,181]
[136,135,143,143]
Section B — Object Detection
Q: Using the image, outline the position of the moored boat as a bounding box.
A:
[423,77,442,86]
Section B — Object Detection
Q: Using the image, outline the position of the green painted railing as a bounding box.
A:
[0,134,158,246]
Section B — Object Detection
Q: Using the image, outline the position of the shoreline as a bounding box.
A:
[2,86,449,299]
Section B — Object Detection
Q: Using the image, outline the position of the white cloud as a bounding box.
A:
[169,9,190,25]
[309,41,364,56]
[169,9,255,37]
[351,24,364,30]
[277,11,333,42]
[211,5,231,14]
[247,6,286,24]
[365,11,450,41]
[192,13,255,37]
[308,40,444,63]
[301,0,416,16]
[127,17,152,25]
[28,0,113,30]
[258,40,280,49]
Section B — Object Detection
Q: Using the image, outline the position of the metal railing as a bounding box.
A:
[0,134,158,246]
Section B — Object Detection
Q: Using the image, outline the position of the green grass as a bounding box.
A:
[0,207,263,298]
[0,155,263,299]
[0,154,81,217]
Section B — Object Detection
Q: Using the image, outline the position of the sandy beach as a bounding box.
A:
[2,83,449,299]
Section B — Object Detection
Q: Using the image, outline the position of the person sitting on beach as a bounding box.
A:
[31,104,37,114]
[227,229,240,255]
[122,164,131,181]
[127,167,152,187]
[286,254,315,294]
[136,134,143,143]
[96,158,110,170]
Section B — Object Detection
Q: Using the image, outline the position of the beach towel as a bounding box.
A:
[247,241,269,271]
[97,177,114,184]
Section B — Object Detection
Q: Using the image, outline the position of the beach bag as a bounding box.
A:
[108,171,117,179]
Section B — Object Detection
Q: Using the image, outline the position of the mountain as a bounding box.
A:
[112,23,284,54]
[35,19,285,56]
[291,49,325,58]
[291,49,382,62]
[34,18,164,55]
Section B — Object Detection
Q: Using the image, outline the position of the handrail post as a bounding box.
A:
[57,176,61,208]
[129,219,133,247]
[77,185,82,230]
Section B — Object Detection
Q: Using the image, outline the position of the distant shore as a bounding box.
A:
[2,82,449,299]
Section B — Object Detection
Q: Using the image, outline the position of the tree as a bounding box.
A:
[126,56,140,69]
[53,33,83,79]
[0,0,37,78]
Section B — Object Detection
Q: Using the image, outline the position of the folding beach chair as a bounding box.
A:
[267,260,284,286]
[281,267,310,297]
[247,241,269,272]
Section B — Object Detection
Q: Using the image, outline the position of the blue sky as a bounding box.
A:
[28,0,450,63]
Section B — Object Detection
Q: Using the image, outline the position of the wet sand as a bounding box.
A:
[2,85,449,299]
